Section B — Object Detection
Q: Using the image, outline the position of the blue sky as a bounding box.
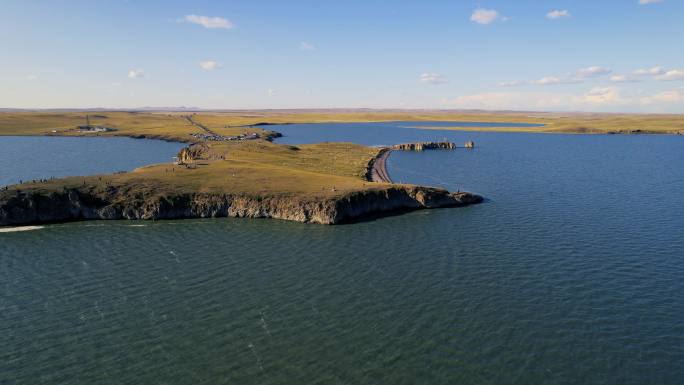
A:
[2,0,683,112]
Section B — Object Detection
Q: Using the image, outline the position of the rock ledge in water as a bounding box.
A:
[0,186,482,226]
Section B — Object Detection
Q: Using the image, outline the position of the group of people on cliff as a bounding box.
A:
[10,177,55,186]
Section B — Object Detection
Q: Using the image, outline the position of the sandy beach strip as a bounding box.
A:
[370,148,393,183]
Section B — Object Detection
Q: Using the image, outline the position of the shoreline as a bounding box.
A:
[408,125,684,136]
[368,148,393,183]
[0,186,483,226]
[0,136,483,227]
[0,113,501,227]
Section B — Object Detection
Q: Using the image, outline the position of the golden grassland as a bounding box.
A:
[408,113,684,134]
[0,111,270,142]
[1,110,683,142]
[185,109,684,134]
[10,140,387,199]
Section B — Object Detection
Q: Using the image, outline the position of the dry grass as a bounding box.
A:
[214,141,378,179]
[11,140,386,199]
[0,111,268,142]
[410,113,684,134]
[2,110,683,140]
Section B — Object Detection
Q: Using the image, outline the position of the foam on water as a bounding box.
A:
[0,225,44,233]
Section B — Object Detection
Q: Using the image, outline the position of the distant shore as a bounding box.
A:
[2,110,684,139]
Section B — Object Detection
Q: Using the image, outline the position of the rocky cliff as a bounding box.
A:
[176,144,207,164]
[391,142,457,151]
[0,186,482,226]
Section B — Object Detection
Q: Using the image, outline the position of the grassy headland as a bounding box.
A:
[0,137,481,225]
[8,140,384,198]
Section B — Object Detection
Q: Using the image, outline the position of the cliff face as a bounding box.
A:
[0,186,482,226]
[176,144,207,164]
[391,142,457,151]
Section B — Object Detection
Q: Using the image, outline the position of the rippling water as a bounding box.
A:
[1,124,683,384]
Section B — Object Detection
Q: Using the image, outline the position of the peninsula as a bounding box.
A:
[3,107,682,226]
[0,111,485,226]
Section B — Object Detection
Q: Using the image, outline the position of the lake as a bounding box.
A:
[273,120,543,146]
[0,136,184,186]
[1,124,683,385]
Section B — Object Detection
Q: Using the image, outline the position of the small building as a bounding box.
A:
[77,125,116,133]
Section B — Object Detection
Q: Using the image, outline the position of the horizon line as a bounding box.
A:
[1,107,682,116]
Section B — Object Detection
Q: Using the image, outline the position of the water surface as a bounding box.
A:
[274,121,542,146]
[0,136,183,186]
[1,124,683,385]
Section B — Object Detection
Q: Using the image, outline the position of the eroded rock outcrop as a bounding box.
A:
[391,142,457,151]
[0,186,482,226]
[176,144,207,164]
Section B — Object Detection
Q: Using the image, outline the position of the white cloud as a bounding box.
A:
[199,60,221,70]
[639,0,663,4]
[535,76,562,85]
[655,69,684,81]
[128,69,144,79]
[442,91,574,110]
[420,73,448,85]
[641,90,682,104]
[470,8,501,25]
[26,74,38,81]
[534,76,578,85]
[633,66,666,76]
[183,14,234,29]
[300,42,316,51]
[509,66,612,87]
[582,87,621,104]
[506,66,612,88]
[444,92,528,109]
[443,87,627,110]
[440,86,684,112]
[499,80,526,87]
[610,74,640,83]
[547,10,571,19]
[576,66,612,78]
